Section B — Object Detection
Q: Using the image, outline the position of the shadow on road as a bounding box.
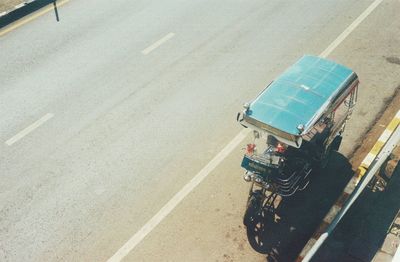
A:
[313,163,400,262]
[0,0,59,29]
[244,151,354,262]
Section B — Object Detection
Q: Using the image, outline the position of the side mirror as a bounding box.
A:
[236,112,248,128]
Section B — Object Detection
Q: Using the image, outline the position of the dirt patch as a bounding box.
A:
[349,85,400,169]
[386,57,400,66]
[0,0,28,14]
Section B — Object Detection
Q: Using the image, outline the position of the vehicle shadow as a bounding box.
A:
[244,151,354,262]
[313,163,400,261]
[0,0,59,29]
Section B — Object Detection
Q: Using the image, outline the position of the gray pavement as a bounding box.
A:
[0,0,399,261]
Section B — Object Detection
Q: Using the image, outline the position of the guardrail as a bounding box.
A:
[297,110,400,261]
[0,0,36,17]
[0,0,62,34]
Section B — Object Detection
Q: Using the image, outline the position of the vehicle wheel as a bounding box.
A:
[243,191,262,226]
[321,136,342,168]
[245,200,275,254]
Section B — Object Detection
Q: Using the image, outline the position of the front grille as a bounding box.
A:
[242,154,311,197]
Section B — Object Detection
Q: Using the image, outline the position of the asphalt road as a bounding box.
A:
[0,0,399,261]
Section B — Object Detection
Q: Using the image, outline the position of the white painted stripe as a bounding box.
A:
[109,1,383,260]
[303,233,329,261]
[343,179,357,195]
[15,3,26,9]
[323,205,341,224]
[378,129,393,143]
[299,238,318,258]
[396,110,400,118]
[141,33,175,55]
[107,129,250,262]
[319,0,383,58]
[343,186,353,195]
[362,153,376,167]
[5,113,54,146]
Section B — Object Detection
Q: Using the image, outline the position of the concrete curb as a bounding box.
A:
[0,0,63,33]
[356,110,400,184]
[0,0,37,18]
[296,109,400,261]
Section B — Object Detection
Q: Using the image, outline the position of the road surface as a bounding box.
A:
[0,0,399,261]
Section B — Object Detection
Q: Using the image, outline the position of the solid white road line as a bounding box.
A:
[107,129,251,262]
[107,0,383,260]
[319,0,383,58]
[5,113,54,146]
[141,33,175,55]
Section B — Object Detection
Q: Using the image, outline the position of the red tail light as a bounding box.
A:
[276,143,286,153]
[246,143,256,155]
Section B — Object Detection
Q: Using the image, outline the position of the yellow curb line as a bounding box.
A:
[356,110,400,184]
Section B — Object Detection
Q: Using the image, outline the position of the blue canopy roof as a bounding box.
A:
[245,55,357,136]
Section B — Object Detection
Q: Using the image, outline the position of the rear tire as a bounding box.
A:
[243,190,263,226]
[321,136,342,168]
[243,190,275,254]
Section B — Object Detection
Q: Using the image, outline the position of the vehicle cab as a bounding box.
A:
[238,55,359,197]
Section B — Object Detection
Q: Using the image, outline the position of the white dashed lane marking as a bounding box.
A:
[5,113,54,146]
[141,33,175,55]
